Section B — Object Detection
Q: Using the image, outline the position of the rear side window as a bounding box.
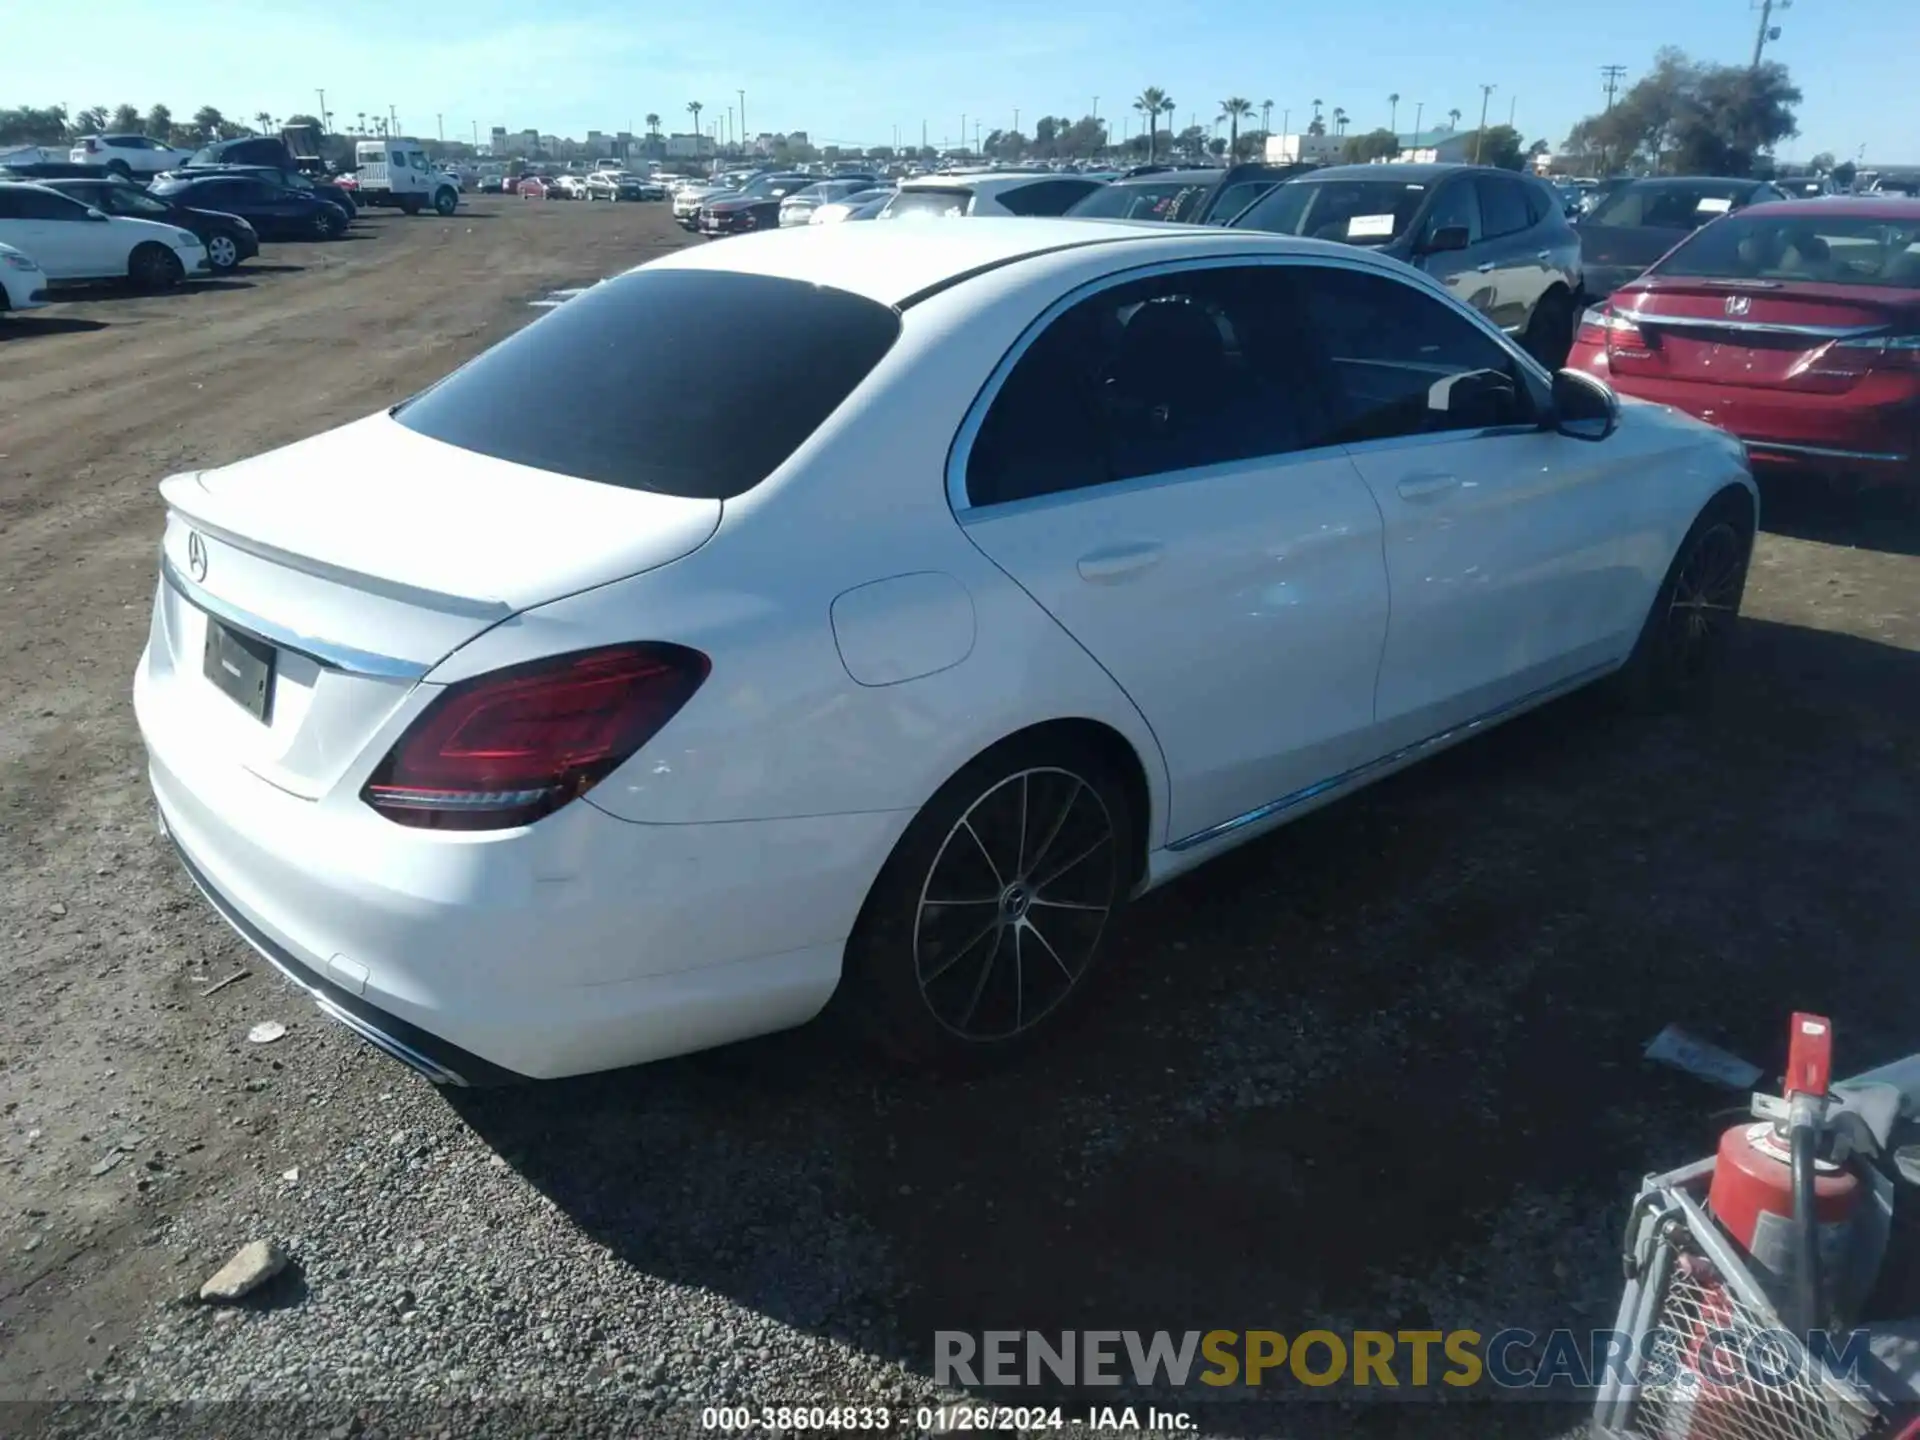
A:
[395,269,902,500]
[1067,178,1209,222]
[1475,176,1531,238]
[996,179,1102,216]
[886,187,973,218]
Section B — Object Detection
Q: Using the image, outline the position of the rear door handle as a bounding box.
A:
[1475,261,1496,273]
[1536,249,1552,261]
[1396,473,1461,500]
[1076,542,1165,583]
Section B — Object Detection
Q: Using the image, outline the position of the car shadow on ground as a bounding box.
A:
[452,617,1919,1438]
[47,279,255,304]
[1757,475,1920,559]
[237,262,306,275]
[0,316,110,338]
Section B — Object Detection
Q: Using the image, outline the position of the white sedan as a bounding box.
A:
[134,219,1755,1085]
[0,182,209,287]
[0,240,50,312]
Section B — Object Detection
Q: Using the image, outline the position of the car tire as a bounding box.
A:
[205,233,240,272]
[400,196,423,215]
[1523,287,1576,369]
[1606,488,1755,709]
[106,160,132,179]
[838,733,1136,1068]
[129,242,185,290]
[433,187,457,216]
[311,205,343,240]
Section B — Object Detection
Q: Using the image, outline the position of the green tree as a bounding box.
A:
[1332,106,1349,136]
[144,104,172,140]
[1831,159,1857,188]
[1217,97,1253,163]
[1446,107,1462,130]
[74,106,109,135]
[0,105,69,146]
[645,113,661,137]
[686,100,703,140]
[1560,48,1799,177]
[1466,124,1526,170]
[1341,127,1401,164]
[111,103,141,132]
[192,106,225,140]
[1133,86,1171,163]
[1388,92,1400,135]
[1807,150,1835,174]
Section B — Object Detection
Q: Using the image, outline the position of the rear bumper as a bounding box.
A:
[1569,353,1918,486]
[135,622,898,1080]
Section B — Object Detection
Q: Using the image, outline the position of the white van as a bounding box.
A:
[353,140,460,215]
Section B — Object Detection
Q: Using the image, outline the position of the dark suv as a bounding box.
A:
[1229,162,1584,365]
[698,172,816,236]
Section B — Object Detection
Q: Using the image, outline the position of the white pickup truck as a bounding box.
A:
[352,140,460,215]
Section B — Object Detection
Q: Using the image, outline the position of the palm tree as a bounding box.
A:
[357,111,367,135]
[645,113,660,137]
[686,101,703,144]
[1260,99,1273,137]
[1218,97,1254,161]
[1388,92,1400,136]
[254,111,271,137]
[1133,87,1170,163]
[1333,107,1349,136]
[1447,107,1462,131]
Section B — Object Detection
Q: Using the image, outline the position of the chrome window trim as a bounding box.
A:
[1167,660,1616,852]
[160,552,430,681]
[943,249,1553,518]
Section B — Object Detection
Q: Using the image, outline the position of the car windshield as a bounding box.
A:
[1231,177,1428,245]
[1652,213,1920,288]
[1067,176,1218,223]
[187,145,222,166]
[393,269,902,500]
[1585,181,1751,229]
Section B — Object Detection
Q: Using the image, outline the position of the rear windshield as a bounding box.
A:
[1585,181,1750,230]
[1231,178,1428,245]
[394,269,902,499]
[1654,213,1920,288]
[1067,177,1217,223]
[885,187,973,218]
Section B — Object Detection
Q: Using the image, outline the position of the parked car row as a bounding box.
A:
[515,164,668,202]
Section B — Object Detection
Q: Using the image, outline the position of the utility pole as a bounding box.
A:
[1751,0,1791,68]
[1507,96,1516,129]
[1013,107,1020,140]
[1474,84,1495,163]
[738,89,746,147]
[1413,101,1424,140]
[315,89,327,132]
[437,113,444,142]
[472,120,478,147]
[960,114,966,155]
[389,104,397,136]
[1600,64,1627,113]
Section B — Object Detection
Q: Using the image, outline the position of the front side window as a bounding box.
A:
[110,188,171,217]
[1066,178,1212,222]
[1294,266,1535,444]
[965,265,1343,507]
[1475,175,1531,238]
[395,269,902,500]
[1420,178,1480,243]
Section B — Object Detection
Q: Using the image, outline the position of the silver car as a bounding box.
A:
[1229,162,1586,366]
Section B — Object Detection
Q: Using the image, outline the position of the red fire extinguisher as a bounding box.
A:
[1706,1012,1863,1335]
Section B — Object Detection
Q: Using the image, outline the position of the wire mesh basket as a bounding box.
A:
[1594,1160,1883,1440]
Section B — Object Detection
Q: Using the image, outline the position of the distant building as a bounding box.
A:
[490,126,509,156]
[1264,132,1344,164]
[665,132,715,159]
[1392,129,1480,163]
[517,128,540,155]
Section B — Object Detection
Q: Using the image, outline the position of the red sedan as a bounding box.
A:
[1568,197,1920,494]
[517,175,558,199]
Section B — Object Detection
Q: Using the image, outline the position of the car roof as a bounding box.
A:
[1302,162,1472,182]
[1740,196,1920,219]
[899,173,1070,195]
[1613,175,1759,189]
[643,215,1370,307]
[1110,168,1225,188]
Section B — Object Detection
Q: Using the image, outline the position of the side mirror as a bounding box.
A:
[1551,368,1619,441]
[85,207,109,222]
[1420,223,1470,255]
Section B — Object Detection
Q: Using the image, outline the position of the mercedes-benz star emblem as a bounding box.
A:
[186,531,209,584]
[1725,295,1752,317]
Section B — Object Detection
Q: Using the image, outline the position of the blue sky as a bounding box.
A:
[26,0,1920,163]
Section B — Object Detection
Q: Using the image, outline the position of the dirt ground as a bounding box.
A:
[1,198,1916,1435]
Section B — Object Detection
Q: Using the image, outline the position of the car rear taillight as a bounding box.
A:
[1826,332,1920,373]
[1577,303,1649,357]
[362,643,709,831]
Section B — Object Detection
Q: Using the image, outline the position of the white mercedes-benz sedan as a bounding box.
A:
[135,218,1757,1085]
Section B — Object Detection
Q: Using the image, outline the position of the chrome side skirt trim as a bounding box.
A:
[1743,439,1909,464]
[311,995,466,1087]
[162,554,431,681]
[1166,662,1616,853]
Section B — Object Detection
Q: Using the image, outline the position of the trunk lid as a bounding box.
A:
[152,412,720,799]
[1607,280,1920,392]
